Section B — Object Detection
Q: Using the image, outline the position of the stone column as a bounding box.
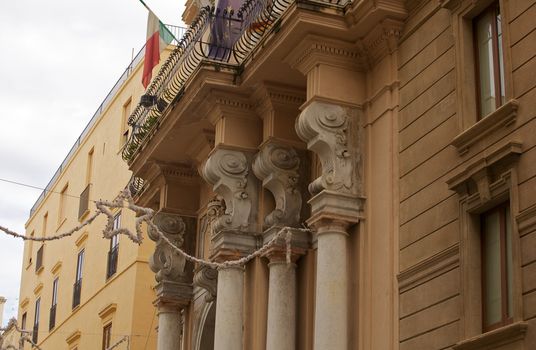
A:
[149,212,194,350]
[296,99,364,350]
[203,147,259,350]
[253,141,309,350]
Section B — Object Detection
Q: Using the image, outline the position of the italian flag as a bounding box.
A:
[142,9,174,88]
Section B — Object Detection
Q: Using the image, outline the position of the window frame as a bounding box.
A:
[473,2,505,119]
[480,202,513,331]
[102,322,112,350]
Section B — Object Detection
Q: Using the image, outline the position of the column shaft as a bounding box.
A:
[266,262,296,350]
[214,267,244,350]
[157,306,181,350]
[314,230,348,350]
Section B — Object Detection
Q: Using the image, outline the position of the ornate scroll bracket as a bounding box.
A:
[202,148,259,233]
[193,265,218,301]
[296,100,363,196]
[253,142,302,228]
[149,212,187,282]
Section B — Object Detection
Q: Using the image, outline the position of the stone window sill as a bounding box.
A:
[451,99,519,155]
[453,321,528,350]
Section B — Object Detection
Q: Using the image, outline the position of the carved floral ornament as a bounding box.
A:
[296,101,361,196]
[149,212,187,282]
[193,265,218,301]
[202,148,258,232]
[253,142,302,228]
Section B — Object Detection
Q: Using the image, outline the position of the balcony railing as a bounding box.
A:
[32,324,38,344]
[29,24,186,217]
[78,183,91,220]
[72,279,82,309]
[106,245,119,279]
[122,0,350,163]
[49,305,56,331]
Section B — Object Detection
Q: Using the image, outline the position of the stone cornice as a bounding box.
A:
[204,91,256,126]
[453,321,528,350]
[285,35,366,75]
[98,303,117,320]
[253,83,306,117]
[356,18,404,67]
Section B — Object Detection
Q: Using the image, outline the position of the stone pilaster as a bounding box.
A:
[202,146,260,350]
[295,90,364,350]
[149,212,194,350]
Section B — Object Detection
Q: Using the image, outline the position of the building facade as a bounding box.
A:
[119,0,536,349]
[15,46,180,350]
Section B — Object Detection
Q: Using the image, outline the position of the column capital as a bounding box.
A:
[306,190,364,229]
[153,281,193,309]
[253,141,302,229]
[202,147,259,233]
[193,266,218,301]
[297,100,364,196]
[261,227,310,263]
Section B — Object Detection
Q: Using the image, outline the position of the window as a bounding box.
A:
[73,249,84,309]
[27,231,35,267]
[58,184,69,225]
[474,2,505,119]
[121,98,132,147]
[86,148,94,185]
[35,245,44,272]
[33,298,40,344]
[107,213,120,279]
[102,323,112,350]
[49,277,59,330]
[21,312,27,330]
[481,203,513,331]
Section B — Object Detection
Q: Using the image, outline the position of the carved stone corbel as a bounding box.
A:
[193,266,218,301]
[149,212,187,282]
[253,142,302,228]
[296,101,362,196]
[202,148,258,232]
[148,212,194,305]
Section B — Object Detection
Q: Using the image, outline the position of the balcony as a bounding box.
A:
[106,245,119,279]
[121,0,350,163]
[49,305,56,331]
[72,279,82,309]
[78,183,91,220]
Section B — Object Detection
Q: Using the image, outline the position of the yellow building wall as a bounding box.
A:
[17,49,173,350]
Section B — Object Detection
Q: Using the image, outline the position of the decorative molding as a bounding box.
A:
[19,297,29,310]
[202,148,259,232]
[149,212,187,282]
[253,142,302,228]
[193,266,218,301]
[285,36,366,75]
[453,321,528,350]
[98,303,117,320]
[253,83,306,117]
[33,282,43,296]
[398,244,460,293]
[355,19,404,67]
[517,204,536,237]
[74,231,88,248]
[451,99,519,154]
[65,330,81,346]
[447,141,522,201]
[51,261,62,275]
[296,100,363,196]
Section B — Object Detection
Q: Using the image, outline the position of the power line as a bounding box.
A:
[0,178,83,201]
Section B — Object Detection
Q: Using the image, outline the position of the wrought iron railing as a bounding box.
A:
[29,24,186,217]
[32,324,38,344]
[106,245,119,279]
[78,183,91,219]
[49,305,56,331]
[122,0,348,163]
[72,279,82,309]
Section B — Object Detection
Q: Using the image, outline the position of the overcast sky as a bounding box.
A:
[0,0,185,326]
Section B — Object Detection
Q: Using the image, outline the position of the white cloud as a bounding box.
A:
[0,0,186,326]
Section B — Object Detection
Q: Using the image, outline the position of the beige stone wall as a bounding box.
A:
[397,0,536,348]
[16,50,174,350]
